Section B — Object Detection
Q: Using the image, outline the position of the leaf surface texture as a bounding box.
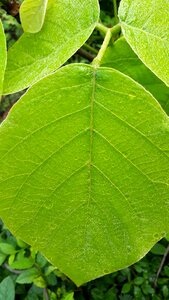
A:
[0,64,169,285]
[119,0,169,86]
[101,37,169,114]
[3,0,99,94]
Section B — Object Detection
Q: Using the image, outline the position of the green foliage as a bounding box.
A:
[3,0,99,94]
[101,37,169,114]
[20,0,48,33]
[119,0,169,86]
[1,62,169,284]
[0,223,168,299]
[0,276,15,300]
[0,20,6,95]
[0,0,169,292]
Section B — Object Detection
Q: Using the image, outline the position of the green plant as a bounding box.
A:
[0,0,169,287]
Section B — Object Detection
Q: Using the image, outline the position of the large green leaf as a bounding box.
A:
[101,37,169,114]
[0,64,169,285]
[20,0,48,33]
[118,0,169,86]
[3,0,99,94]
[0,20,6,96]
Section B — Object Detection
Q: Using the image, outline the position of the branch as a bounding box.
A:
[154,243,169,287]
[43,288,50,300]
[76,49,95,62]
[3,263,22,274]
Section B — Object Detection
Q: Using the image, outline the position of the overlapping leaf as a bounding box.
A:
[20,0,48,33]
[101,37,169,114]
[0,64,169,285]
[3,0,99,94]
[0,21,7,96]
[119,0,169,86]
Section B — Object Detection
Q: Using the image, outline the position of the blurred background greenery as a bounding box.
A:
[0,1,169,299]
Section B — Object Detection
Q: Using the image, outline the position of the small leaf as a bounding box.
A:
[134,277,144,285]
[33,276,46,288]
[119,0,169,86]
[10,256,34,269]
[20,0,48,33]
[16,268,39,284]
[150,243,166,255]
[0,276,15,300]
[36,252,47,268]
[44,265,56,276]
[0,20,6,96]
[8,254,15,265]
[10,249,34,269]
[0,252,7,266]
[64,293,74,300]
[17,238,28,248]
[122,283,131,294]
[0,243,16,255]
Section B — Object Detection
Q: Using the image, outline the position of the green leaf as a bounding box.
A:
[0,64,169,285]
[0,276,15,300]
[44,265,56,276]
[16,268,39,284]
[0,20,6,96]
[17,238,28,248]
[64,293,74,300]
[8,254,15,265]
[101,37,169,114]
[9,249,35,270]
[150,243,166,255]
[20,0,48,33]
[121,282,131,294]
[33,276,46,288]
[3,0,99,94]
[0,243,16,255]
[0,252,7,266]
[10,255,34,269]
[119,0,169,86]
[134,277,144,285]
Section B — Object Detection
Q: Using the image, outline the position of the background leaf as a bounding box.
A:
[0,276,15,300]
[119,0,169,86]
[16,268,39,284]
[3,0,99,94]
[0,20,6,96]
[101,37,169,115]
[20,0,48,33]
[0,64,169,285]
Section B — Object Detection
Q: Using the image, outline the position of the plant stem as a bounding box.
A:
[92,24,121,67]
[113,0,119,24]
[83,43,98,55]
[110,23,121,38]
[95,22,108,34]
[43,288,50,300]
[77,49,94,62]
[154,243,169,287]
[3,263,22,274]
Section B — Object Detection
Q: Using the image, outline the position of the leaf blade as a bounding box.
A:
[118,0,169,86]
[101,37,169,114]
[0,64,169,285]
[20,0,48,33]
[3,0,99,94]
